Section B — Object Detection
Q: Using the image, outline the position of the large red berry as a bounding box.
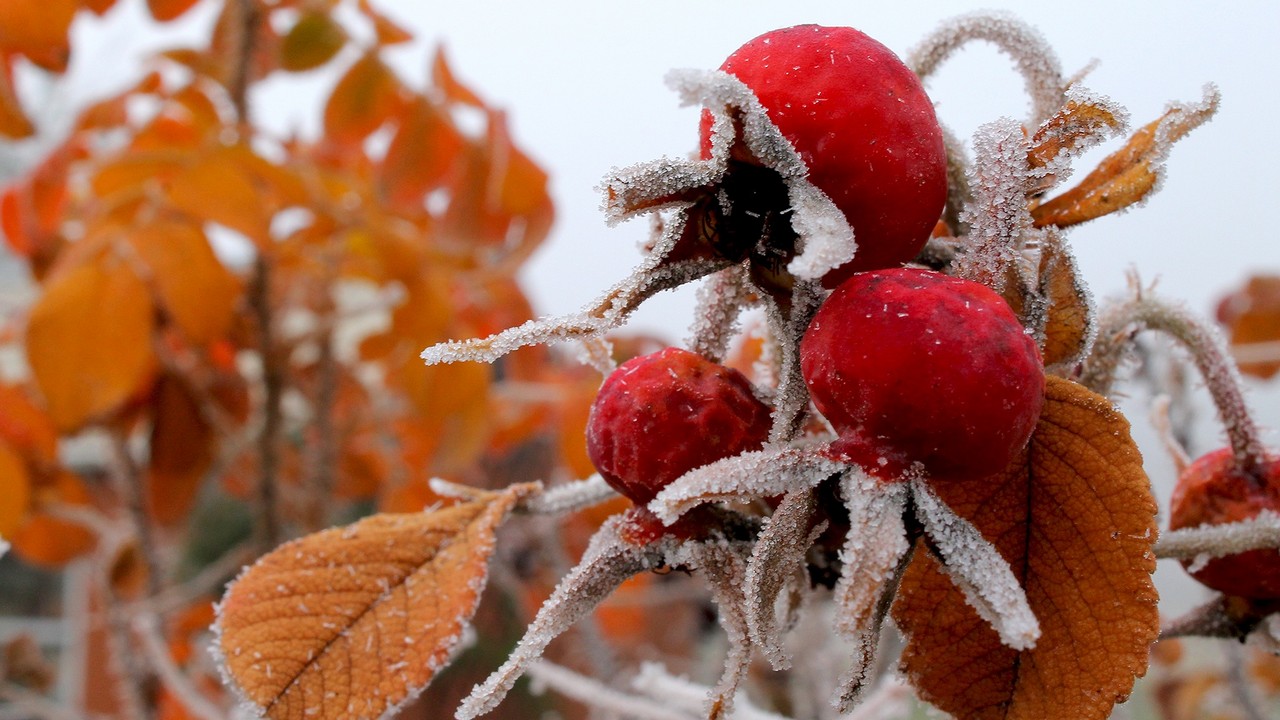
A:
[586,347,772,505]
[700,25,947,283]
[1169,448,1280,599]
[800,268,1044,480]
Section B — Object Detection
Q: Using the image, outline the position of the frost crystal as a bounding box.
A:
[910,478,1040,651]
[518,475,618,516]
[689,541,758,720]
[910,11,1065,127]
[455,518,664,720]
[648,445,845,526]
[954,117,1037,293]
[744,488,821,670]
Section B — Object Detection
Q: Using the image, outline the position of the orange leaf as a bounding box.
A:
[379,99,464,212]
[0,55,34,138]
[1038,234,1093,369]
[1033,89,1218,228]
[280,11,346,72]
[166,148,272,243]
[323,52,404,148]
[0,384,58,465]
[10,471,97,566]
[81,0,117,16]
[147,374,213,525]
[1216,274,1280,379]
[0,0,76,72]
[1027,95,1126,170]
[128,220,239,344]
[26,255,156,431]
[431,46,483,107]
[0,440,31,537]
[357,0,412,46]
[893,376,1159,720]
[147,0,201,22]
[214,484,535,719]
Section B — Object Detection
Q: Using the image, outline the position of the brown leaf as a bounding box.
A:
[0,440,31,537]
[1216,274,1280,379]
[1033,88,1218,228]
[128,220,239,344]
[280,11,346,72]
[1038,234,1093,369]
[26,255,156,431]
[214,484,535,719]
[893,376,1159,720]
[323,52,405,148]
[147,374,213,525]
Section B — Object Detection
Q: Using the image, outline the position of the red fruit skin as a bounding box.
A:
[586,347,772,505]
[1169,448,1280,599]
[800,268,1044,480]
[700,25,947,284]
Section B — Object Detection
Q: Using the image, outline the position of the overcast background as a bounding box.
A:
[18,0,1279,610]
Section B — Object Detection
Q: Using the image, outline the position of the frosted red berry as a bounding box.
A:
[700,24,947,284]
[1169,448,1280,599]
[586,347,772,505]
[800,268,1044,480]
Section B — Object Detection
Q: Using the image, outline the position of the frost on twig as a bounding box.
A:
[648,445,845,526]
[526,661,696,720]
[1154,511,1280,561]
[909,11,1065,127]
[688,265,755,363]
[518,475,618,516]
[631,663,794,720]
[455,518,665,720]
[830,471,910,711]
[744,488,822,670]
[911,478,1040,651]
[1083,288,1268,476]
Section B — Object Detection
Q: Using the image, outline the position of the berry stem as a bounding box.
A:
[1085,291,1268,478]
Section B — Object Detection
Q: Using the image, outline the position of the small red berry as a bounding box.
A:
[586,347,772,505]
[700,25,947,284]
[1168,448,1280,599]
[800,268,1044,480]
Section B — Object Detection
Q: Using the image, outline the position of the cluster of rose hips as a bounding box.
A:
[587,25,1045,538]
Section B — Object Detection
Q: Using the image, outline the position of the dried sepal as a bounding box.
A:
[1027,85,1129,179]
[647,444,845,526]
[910,477,1040,651]
[909,11,1065,127]
[953,117,1038,294]
[688,265,755,363]
[1036,229,1096,371]
[743,487,822,670]
[684,540,758,720]
[517,475,619,516]
[830,471,911,711]
[455,517,665,720]
[763,279,827,444]
[1033,84,1220,228]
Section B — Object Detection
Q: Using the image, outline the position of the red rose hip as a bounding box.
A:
[800,268,1044,480]
[586,347,772,505]
[700,25,947,283]
[1169,448,1280,599]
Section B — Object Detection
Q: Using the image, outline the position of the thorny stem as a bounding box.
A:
[228,0,260,123]
[107,433,163,598]
[133,613,226,720]
[249,255,284,551]
[1083,292,1268,478]
[1159,594,1280,641]
[305,274,340,532]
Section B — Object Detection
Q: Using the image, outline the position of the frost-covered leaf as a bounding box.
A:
[1033,85,1219,228]
[1037,231,1094,370]
[648,444,845,526]
[893,376,1158,720]
[910,479,1039,651]
[213,484,535,720]
[456,516,666,720]
[831,472,910,711]
[910,11,1065,127]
